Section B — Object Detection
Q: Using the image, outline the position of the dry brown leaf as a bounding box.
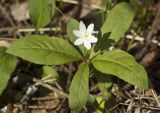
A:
[11,2,29,22]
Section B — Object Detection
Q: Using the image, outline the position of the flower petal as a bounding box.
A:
[73,30,83,37]
[87,23,94,34]
[89,36,98,43]
[79,21,86,33]
[74,38,84,45]
[84,41,91,50]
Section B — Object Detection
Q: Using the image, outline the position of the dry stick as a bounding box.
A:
[18,28,60,33]
[0,27,60,42]
[20,85,38,103]
[55,97,67,112]
[126,100,134,113]
[55,82,63,90]
[33,78,68,97]
[19,78,67,111]
[108,102,160,112]
[27,105,57,110]
[132,96,159,101]
[149,75,160,108]
[108,103,120,112]
[108,89,160,112]
[61,0,101,9]
[20,77,68,103]
[0,28,60,41]
[31,96,61,101]
[151,89,160,107]
[120,103,160,111]
[0,27,60,33]
[0,37,17,41]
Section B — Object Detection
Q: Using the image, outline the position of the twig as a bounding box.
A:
[108,103,120,112]
[108,102,160,112]
[18,27,60,33]
[0,106,8,113]
[31,96,61,101]
[20,85,38,103]
[0,37,17,41]
[0,27,60,33]
[55,82,63,90]
[27,105,57,110]
[20,77,68,103]
[41,74,54,81]
[134,96,159,101]
[151,89,160,107]
[58,0,101,9]
[126,34,160,46]
[33,78,68,97]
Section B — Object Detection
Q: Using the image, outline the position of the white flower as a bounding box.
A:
[73,21,98,50]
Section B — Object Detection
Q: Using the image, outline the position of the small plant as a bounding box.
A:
[0,0,148,112]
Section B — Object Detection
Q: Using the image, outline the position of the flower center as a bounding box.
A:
[83,32,88,39]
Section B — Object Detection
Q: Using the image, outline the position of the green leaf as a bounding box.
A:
[67,19,85,56]
[92,49,148,89]
[35,66,59,82]
[7,35,82,65]
[42,66,59,79]
[0,47,17,95]
[28,0,55,29]
[69,63,89,110]
[101,2,135,42]
[95,72,112,98]
[95,2,135,51]
[67,19,79,43]
[94,97,106,113]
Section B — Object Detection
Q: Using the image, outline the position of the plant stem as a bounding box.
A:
[127,33,137,51]
[35,27,39,35]
[127,28,141,51]
[107,0,111,12]
[101,1,105,24]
